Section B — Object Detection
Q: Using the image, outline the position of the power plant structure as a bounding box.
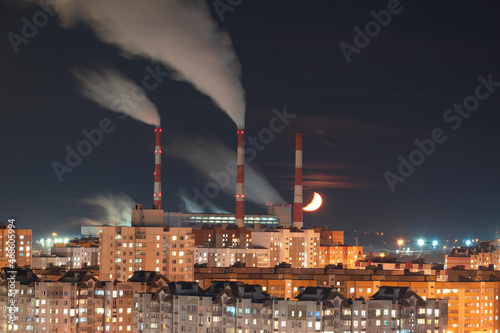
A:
[235,130,245,228]
[131,129,306,230]
[293,133,303,229]
[153,127,162,210]
[267,204,292,227]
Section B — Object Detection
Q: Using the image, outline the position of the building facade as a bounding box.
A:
[0,224,32,269]
[252,228,320,268]
[445,241,500,270]
[98,226,195,282]
[319,245,363,269]
[0,269,168,332]
[193,225,252,248]
[0,269,450,333]
[194,265,500,333]
[194,246,269,268]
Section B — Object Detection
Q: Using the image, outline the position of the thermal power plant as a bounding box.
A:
[131,128,164,226]
[132,131,305,230]
[267,204,292,227]
[235,130,245,228]
[293,133,304,228]
[153,128,162,209]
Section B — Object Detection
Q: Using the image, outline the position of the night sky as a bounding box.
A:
[1,0,500,243]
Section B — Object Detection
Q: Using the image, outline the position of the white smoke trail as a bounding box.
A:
[177,190,230,214]
[167,136,287,205]
[73,66,161,127]
[77,192,135,226]
[21,0,245,128]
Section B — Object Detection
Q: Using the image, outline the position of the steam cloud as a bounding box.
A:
[77,192,135,227]
[177,189,230,214]
[73,66,161,127]
[24,0,246,128]
[167,136,287,206]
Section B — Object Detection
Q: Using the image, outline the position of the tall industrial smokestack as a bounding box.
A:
[153,128,162,209]
[235,130,245,227]
[293,133,303,228]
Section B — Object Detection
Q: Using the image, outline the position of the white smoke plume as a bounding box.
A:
[73,66,161,127]
[21,0,245,128]
[167,136,287,206]
[177,189,230,214]
[77,192,135,227]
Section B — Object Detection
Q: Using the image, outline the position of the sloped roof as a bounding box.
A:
[127,271,167,284]
[163,281,205,296]
[205,281,271,303]
[1,268,40,285]
[371,286,423,303]
[296,286,345,302]
[58,270,96,285]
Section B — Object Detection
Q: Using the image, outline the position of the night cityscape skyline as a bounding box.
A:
[2,1,500,332]
[2,1,500,242]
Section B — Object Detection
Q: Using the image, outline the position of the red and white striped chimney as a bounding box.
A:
[153,128,162,209]
[235,130,245,227]
[293,133,303,228]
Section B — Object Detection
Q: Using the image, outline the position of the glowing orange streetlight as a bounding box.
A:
[397,239,404,252]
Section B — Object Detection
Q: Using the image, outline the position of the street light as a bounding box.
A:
[417,239,425,253]
[397,239,404,252]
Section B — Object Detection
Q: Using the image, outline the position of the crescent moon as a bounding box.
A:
[303,192,323,212]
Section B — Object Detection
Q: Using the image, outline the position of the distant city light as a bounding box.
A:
[36,237,71,247]
[397,239,404,246]
[465,240,471,246]
[432,240,438,247]
[417,239,425,246]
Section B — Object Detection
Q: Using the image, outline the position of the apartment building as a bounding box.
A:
[252,228,320,268]
[194,246,269,267]
[0,269,167,332]
[319,244,363,269]
[1,267,450,333]
[98,226,195,282]
[194,265,499,332]
[312,227,344,245]
[49,245,99,268]
[0,268,39,332]
[0,224,32,269]
[191,226,357,269]
[356,257,441,275]
[133,281,448,333]
[445,241,500,270]
[193,225,252,248]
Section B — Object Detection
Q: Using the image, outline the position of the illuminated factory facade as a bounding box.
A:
[131,204,286,228]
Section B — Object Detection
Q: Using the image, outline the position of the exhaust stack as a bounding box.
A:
[293,133,303,228]
[235,130,245,227]
[153,128,162,209]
